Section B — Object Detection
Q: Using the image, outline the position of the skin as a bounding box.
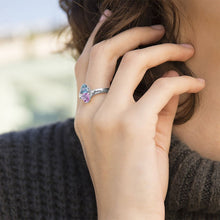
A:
[74,9,205,219]
[171,0,220,161]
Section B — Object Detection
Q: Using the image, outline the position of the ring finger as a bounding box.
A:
[75,10,112,105]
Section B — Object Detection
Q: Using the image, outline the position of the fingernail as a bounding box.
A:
[104,9,112,17]
[180,43,194,49]
[99,9,112,22]
[197,78,205,83]
[151,24,164,30]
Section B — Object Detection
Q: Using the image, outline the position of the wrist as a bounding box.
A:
[98,209,164,220]
[96,191,165,220]
[99,213,164,220]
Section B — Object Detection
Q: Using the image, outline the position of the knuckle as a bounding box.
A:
[74,55,84,77]
[122,51,138,64]
[154,77,172,90]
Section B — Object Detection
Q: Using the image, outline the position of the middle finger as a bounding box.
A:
[86,25,165,87]
[84,25,165,105]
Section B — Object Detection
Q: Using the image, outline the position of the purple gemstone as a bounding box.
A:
[81,93,90,103]
[79,84,91,103]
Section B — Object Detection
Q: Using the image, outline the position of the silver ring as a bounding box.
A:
[79,84,109,103]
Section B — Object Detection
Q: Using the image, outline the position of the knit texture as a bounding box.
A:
[0,118,219,219]
[165,133,220,220]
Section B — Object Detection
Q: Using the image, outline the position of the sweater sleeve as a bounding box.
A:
[0,118,97,220]
[165,133,220,215]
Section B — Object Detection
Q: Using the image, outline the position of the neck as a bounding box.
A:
[172,2,220,161]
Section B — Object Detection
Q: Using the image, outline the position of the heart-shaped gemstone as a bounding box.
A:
[79,84,91,103]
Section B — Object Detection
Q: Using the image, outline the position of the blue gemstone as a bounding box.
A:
[79,84,91,103]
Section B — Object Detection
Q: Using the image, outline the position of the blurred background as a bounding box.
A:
[0,0,77,133]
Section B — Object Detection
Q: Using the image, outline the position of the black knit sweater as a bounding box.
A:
[0,118,219,219]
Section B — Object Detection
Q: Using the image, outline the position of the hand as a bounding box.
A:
[74,9,205,220]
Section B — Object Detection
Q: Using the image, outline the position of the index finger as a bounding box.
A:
[83,9,112,54]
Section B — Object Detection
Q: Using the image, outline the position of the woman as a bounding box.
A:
[0,0,219,219]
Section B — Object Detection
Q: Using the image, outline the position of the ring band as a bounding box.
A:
[79,84,109,103]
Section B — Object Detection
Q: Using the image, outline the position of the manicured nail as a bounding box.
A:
[99,9,112,22]
[180,43,194,49]
[197,78,205,83]
[151,25,164,30]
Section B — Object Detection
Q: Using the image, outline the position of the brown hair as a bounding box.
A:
[59,0,199,125]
